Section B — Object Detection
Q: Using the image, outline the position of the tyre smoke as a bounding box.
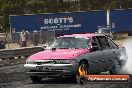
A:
[121,39,132,74]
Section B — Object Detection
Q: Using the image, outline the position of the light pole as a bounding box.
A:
[106,10,111,32]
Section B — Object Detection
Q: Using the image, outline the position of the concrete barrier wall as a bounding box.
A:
[0,46,46,60]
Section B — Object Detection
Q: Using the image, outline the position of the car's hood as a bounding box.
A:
[28,49,89,60]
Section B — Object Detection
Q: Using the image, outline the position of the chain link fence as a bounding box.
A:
[6,30,55,49]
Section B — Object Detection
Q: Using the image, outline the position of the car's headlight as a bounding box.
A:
[26,60,35,64]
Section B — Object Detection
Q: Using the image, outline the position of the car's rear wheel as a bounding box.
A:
[110,61,122,74]
[76,61,88,84]
[30,76,42,83]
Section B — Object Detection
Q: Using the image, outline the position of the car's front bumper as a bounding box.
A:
[24,63,78,78]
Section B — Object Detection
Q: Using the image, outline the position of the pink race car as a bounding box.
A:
[24,33,127,83]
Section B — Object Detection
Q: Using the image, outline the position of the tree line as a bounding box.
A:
[0,0,132,32]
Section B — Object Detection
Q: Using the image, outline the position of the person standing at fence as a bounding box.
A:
[20,30,27,47]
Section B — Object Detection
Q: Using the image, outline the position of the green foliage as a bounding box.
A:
[0,0,132,32]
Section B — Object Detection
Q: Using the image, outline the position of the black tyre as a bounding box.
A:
[30,76,42,83]
[76,61,88,84]
[110,61,122,74]
[77,76,87,85]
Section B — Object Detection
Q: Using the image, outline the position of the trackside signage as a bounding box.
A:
[10,11,106,35]
[41,17,81,31]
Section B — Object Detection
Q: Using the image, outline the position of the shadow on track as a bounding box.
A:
[29,77,77,84]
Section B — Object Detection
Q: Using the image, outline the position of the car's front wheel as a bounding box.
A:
[30,76,42,83]
[76,61,88,84]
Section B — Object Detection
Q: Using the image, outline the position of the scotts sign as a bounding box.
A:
[10,11,106,35]
[41,17,81,31]
[44,17,73,24]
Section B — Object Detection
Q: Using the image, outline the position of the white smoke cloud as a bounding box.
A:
[121,39,132,74]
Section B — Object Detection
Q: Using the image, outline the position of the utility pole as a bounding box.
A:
[106,10,111,32]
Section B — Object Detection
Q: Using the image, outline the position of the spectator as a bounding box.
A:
[20,30,27,47]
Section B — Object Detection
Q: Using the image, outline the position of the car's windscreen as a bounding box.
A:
[46,37,90,49]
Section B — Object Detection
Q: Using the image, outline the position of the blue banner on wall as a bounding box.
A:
[10,11,106,35]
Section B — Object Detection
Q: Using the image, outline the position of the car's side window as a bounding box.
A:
[97,36,110,50]
[108,39,118,49]
[91,37,101,51]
